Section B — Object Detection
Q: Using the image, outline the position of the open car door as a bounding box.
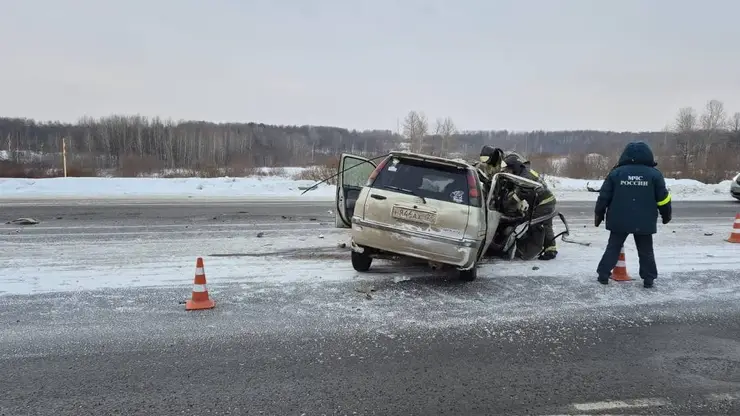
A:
[478,177,501,261]
[335,153,377,228]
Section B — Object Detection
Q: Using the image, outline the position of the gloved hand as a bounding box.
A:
[662,215,671,225]
[595,213,604,227]
[519,188,535,201]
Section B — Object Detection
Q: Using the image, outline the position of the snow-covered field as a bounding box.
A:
[0,170,735,201]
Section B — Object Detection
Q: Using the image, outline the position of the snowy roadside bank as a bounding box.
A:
[0,175,734,202]
[544,176,734,202]
[0,176,336,200]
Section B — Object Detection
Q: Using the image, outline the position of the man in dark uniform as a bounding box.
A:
[501,152,559,260]
[594,141,672,288]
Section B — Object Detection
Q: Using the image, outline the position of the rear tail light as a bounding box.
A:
[467,170,479,197]
[467,170,481,206]
[366,157,389,186]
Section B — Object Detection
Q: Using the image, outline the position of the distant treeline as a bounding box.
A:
[1,98,738,181]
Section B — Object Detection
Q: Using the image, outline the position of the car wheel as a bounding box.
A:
[351,250,372,272]
[459,267,477,281]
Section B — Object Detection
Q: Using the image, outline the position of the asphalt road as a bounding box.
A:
[1,285,739,416]
[1,199,739,415]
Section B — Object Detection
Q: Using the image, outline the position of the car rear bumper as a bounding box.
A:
[351,217,480,269]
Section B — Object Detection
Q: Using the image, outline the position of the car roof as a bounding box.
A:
[387,151,473,169]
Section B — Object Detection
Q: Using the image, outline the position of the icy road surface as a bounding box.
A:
[1,200,738,322]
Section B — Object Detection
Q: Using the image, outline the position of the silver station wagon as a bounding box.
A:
[334,151,503,281]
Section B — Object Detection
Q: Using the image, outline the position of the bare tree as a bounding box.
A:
[700,99,726,131]
[674,107,698,133]
[673,107,698,174]
[698,99,727,167]
[729,112,740,134]
[416,113,429,153]
[729,112,740,149]
[402,110,428,153]
[434,117,457,155]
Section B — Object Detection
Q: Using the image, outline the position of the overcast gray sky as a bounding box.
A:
[1,0,739,132]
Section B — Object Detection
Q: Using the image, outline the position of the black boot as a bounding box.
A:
[538,248,558,260]
[643,279,654,289]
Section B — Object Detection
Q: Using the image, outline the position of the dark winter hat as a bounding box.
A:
[480,145,504,165]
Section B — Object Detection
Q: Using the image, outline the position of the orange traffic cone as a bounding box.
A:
[727,213,740,244]
[186,257,215,310]
[611,247,632,281]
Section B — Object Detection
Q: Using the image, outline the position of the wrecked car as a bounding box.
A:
[333,151,574,281]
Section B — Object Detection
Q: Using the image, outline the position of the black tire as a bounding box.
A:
[459,267,477,281]
[351,250,372,272]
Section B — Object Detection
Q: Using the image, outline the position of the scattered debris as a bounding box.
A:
[6,218,40,225]
[309,218,317,221]
[337,242,347,249]
[532,266,540,271]
[704,232,714,236]
[562,235,591,246]
[586,183,601,192]
[55,216,63,220]
[256,232,265,238]
[318,234,325,239]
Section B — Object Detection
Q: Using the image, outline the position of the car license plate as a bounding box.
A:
[391,206,436,224]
